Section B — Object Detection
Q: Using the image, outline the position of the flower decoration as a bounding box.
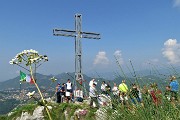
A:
[9,49,48,66]
[50,77,57,82]
[26,91,35,98]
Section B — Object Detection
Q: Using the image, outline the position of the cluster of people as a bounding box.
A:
[55,79,73,103]
[56,75,179,109]
[88,75,179,108]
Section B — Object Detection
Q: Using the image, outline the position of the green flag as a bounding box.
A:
[20,71,26,82]
[20,71,34,84]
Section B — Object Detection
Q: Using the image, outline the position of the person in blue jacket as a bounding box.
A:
[169,76,179,101]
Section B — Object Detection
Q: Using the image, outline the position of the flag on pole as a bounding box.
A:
[20,71,34,84]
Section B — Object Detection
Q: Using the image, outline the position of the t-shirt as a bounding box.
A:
[101,84,107,91]
[119,83,128,93]
[170,80,179,92]
[89,86,97,97]
[74,90,83,98]
[112,86,119,95]
[56,85,61,92]
[60,86,65,95]
[89,80,94,88]
[66,82,72,90]
[130,88,139,98]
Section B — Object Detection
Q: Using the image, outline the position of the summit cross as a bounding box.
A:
[53,14,101,91]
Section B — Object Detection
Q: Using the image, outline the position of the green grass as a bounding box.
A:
[103,98,180,120]
[1,96,180,120]
[0,115,7,120]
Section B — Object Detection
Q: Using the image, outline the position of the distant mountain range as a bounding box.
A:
[0,73,84,90]
[0,72,173,91]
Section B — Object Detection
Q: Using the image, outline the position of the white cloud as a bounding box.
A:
[173,0,180,7]
[93,51,109,65]
[162,39,180,64]
[113,50,124,65]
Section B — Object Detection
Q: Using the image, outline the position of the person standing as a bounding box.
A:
[89,83,99,108]
[169,76,179,101]
[129,83,141,104]
[89,78,95,88]
[112,83,119,98]
[101,81,107,94]
[60,83,66,103]
[66,79,73,102]
[119,80,128,94]
[56,83,61,103]
[119,80,128,105]
[106,81,111,95]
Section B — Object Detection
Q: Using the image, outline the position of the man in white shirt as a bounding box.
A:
[89,78,95,88]
[66,79,73,102]
[89,83,99,108]
[101,81,107,94]
[112,83,119,98]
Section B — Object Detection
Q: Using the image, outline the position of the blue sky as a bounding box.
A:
[1,0,180,81]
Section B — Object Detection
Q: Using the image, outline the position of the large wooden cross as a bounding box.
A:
[53,14,100,91]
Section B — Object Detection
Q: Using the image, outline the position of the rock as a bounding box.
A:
[32,106,44,120]
[16,106,45,120]
[64,110,69,120]
[16,112,31,120]
[8,112,14,116]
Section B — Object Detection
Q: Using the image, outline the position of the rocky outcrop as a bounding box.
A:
[16,106,45,120]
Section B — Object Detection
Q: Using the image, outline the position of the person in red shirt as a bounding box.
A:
[149,83,162,106]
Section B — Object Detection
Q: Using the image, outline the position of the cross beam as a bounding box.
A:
[53,14,101,91]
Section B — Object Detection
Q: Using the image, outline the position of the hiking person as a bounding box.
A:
[119,80,128,105]
[66,79,73,102]
[101,81,107,94]
[77,74,83,86]
[89,78,95,88]
[60,83,66,103]
[55,83,61,103]
[112,82,119,98]
[149,83,162,106]
[89,83,99,108]
[169,76,179,102]
[106,81,111,95]
[129,83,141,105]
[74,88,83,102]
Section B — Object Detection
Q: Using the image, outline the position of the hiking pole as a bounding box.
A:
[114,55,132,85]
[114,55,127,80]
[125,62,135,78]
[129,59,139,85]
